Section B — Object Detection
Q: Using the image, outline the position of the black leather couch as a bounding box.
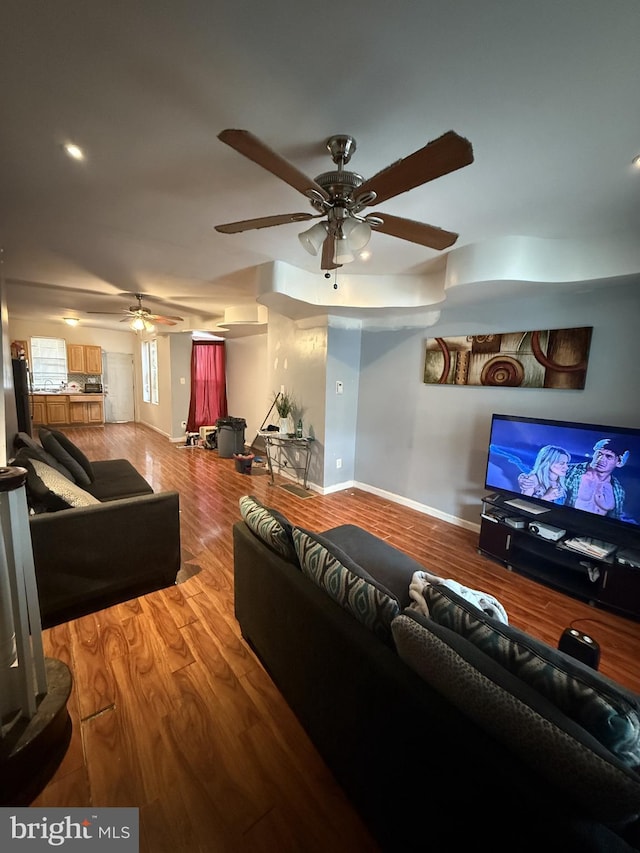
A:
[12,431,181,628]
[233,497,640,853]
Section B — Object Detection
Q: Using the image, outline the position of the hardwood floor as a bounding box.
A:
[30,423,640,851]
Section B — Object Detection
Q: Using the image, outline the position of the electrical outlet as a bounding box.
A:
[336,458,342,469]
[181,421,187,430]
[336,380,344,395]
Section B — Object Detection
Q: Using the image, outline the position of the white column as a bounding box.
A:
[0,466,47,728]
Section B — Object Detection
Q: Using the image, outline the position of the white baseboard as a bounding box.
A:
[309,478,479,532]
[352,481,480,533]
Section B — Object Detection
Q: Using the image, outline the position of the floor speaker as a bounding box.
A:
[558,628,600,669]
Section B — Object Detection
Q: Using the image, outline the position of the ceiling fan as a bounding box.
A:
[214,128,474,270]
[88,293,184,330]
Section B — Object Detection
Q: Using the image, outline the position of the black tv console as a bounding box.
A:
[478,494,640,620]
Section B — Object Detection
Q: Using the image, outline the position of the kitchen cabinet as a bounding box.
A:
[31,398,46,426]
[45,395,70,426]
[68,394,104,425]
[66,344,102,374]
[85,345,102,374]
[11,340,30,361]
[30,394,104,427]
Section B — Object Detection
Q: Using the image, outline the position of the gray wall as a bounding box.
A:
[355,280,640,527]
[324,325,361,488]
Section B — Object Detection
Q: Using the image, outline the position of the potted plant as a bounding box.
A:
[274,390,294,434]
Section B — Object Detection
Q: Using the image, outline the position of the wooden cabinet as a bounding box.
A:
[30,394,104,427]
[66,344,85,373]
[85,345,102,374]
[66,344,102,374]
[45,395,70,426]
[68,395,104,425]
[11,340,29,361]
[31,397,46,425]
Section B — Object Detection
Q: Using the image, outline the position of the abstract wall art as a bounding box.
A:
[423,327,593,389]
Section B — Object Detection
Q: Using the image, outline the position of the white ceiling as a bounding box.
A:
[1,0,639,336]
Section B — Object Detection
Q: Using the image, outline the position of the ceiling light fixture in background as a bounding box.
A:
[63,142,85,161]
[63,317,79,326]
[130,316,155,332]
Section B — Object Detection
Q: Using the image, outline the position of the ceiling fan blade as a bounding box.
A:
[218,129,330,201]
[87,311,129,315]
[149,313,183,322]
[321,235,340,270]
[151,317,179,326]
[368,212,459,250]
[357,131,473,206]
[215,212,316,234]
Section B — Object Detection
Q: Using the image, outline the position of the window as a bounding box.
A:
[141,339,158,404]
[30,337,68,389]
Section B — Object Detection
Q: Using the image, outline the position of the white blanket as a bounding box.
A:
[409,570,509,625]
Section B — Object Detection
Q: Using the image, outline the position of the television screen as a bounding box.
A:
[485,414,640,527]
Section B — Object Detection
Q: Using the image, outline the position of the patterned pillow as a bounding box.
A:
[292,527,400,643]
[11,448,70,513]
[392,611,640,824]
[425,583,640,769]
[30,458,100,508]
[238,495,296,562]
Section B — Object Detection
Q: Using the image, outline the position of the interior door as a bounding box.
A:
[104,352,135,422]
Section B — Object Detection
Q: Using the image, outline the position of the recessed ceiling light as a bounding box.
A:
[63,142,85,161]
[632,154,640,169]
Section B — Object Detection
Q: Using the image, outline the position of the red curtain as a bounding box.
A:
[186,341,228,431]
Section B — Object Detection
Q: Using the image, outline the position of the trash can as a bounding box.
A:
[233,452,254,475]
[215,417,247,458]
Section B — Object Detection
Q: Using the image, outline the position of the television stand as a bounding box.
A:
[503,497,551,515]
[479,494,640,620]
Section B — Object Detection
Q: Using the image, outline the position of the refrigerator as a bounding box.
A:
[12,358,33,437]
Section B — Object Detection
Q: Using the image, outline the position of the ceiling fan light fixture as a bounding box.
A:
[131,316,146,331]
[298,221,327,256]
[333,231,355,265]
[342,217,372,251]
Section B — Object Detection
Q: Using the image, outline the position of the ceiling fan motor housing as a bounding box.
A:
[312,170,364,210]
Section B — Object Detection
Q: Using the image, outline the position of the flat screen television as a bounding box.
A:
[485,414,640,529]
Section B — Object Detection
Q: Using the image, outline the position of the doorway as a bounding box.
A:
[104,352,135,422]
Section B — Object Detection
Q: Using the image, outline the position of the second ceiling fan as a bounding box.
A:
[214,128,474,271]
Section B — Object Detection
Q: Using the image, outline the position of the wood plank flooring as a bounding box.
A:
[30,423,640,851]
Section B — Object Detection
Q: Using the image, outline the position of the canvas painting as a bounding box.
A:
[423,327,593,389]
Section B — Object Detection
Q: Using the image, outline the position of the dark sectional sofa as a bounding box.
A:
[12,429,181,628]
[233,495,640,853]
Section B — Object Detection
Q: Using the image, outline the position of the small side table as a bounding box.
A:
[258,432,314,489]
